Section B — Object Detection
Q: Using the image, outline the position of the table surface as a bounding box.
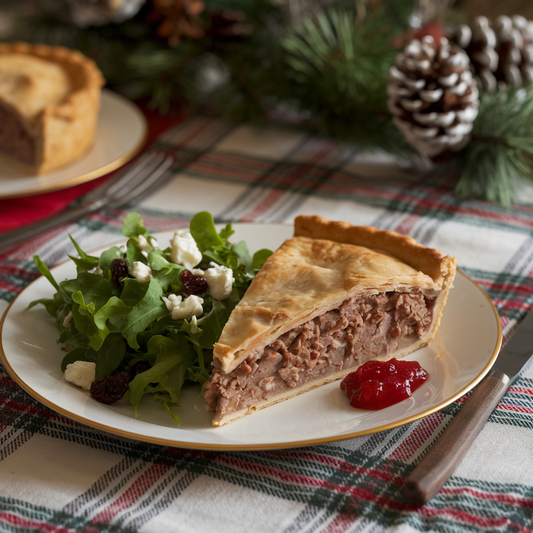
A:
[1,97,532,533]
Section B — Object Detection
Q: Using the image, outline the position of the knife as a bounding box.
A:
[402,309,533,506]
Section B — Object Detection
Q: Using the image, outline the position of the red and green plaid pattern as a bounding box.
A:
[1,117,532,532]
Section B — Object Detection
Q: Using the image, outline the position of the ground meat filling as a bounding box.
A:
[0,104,36,165]
[204,291,436,421]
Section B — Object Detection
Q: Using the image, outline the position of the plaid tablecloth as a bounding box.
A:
[1,116,532,532]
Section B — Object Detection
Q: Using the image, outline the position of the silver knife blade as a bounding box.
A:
[494,310,533,378]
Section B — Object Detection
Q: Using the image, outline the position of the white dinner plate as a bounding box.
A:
[0,89,147,199]
[0,223,502,450]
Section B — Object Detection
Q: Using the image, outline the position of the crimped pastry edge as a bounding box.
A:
[294,214,455,286]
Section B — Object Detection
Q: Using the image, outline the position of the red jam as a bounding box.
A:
[340,358,428,410]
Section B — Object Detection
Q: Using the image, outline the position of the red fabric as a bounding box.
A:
[0,97,183,233]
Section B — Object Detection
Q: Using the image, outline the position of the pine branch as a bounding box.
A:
[122,43,209,113]
[280,5,413,153]
[454,86,533,206]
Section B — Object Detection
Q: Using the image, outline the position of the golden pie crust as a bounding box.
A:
[207,215,456,426]
[0,42,104,174]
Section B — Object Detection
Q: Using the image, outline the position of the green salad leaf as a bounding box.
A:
[68,235,99,273]
[190,211,224,251]
[122,211,150,239]
[30,211,272,425]
[122,278,167,349]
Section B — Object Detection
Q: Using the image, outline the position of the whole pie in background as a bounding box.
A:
[0,42,104,174]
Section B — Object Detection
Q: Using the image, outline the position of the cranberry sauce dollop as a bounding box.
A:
[340,358,428,410]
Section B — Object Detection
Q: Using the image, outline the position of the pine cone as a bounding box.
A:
[450,15,533,92]
[388,35,479,159]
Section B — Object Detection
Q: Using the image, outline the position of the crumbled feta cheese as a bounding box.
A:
[62,310,73,328]
[162,293,180,312]
[138,234,158,249]
[64,361,96,391]
[196,262,235,300]
[131,261,152,282]
[170,230,202,270]
[88,266,103,276]
[141,250,149,259]
[162,294,204,319]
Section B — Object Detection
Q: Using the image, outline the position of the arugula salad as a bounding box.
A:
[30,211,271,423]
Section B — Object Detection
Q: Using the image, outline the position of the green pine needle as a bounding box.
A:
[280,6,410,152]
[455,86,533,206]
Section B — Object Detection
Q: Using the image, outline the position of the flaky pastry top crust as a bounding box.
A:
[0,42,104,123]
[0,54,71,119]
[213,216,457,373]
[294,215,454,286]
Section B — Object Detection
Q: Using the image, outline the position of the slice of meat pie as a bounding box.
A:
[204,215,456,426]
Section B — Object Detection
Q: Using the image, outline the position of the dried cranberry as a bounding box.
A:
[90,374,130,404]
[111,258,129,286]
[130,360,151,377]
[114,370,132,382]
[180,269,208,295]
[340,358,428,410]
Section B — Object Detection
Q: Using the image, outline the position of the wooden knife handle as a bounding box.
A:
[401,370,510,506]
